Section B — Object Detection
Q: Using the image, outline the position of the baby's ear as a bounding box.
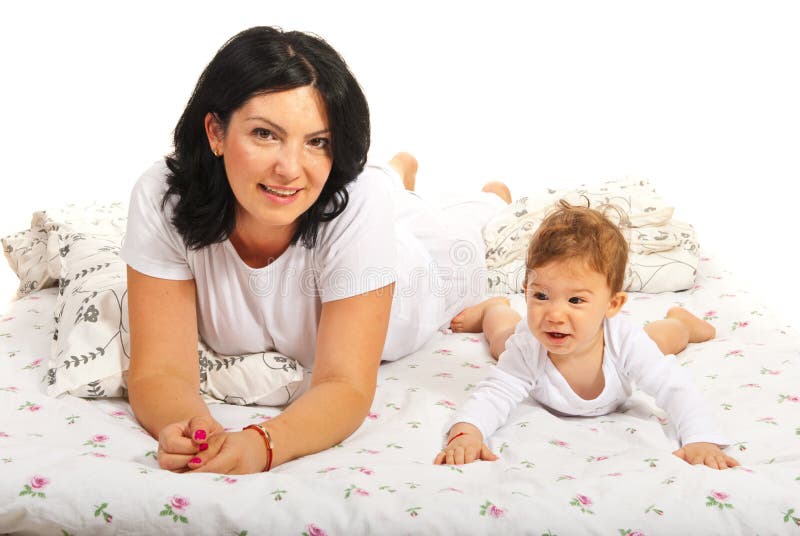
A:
[605,291,628,318]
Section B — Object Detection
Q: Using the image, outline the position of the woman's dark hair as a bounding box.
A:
[164,26,370,249]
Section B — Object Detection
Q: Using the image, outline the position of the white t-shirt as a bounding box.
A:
[451,315,730,447]
[120,161,499,367]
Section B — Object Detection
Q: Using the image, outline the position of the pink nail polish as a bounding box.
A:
[194,430,207,441]
[190,457,202,464]
[199,443,208,451]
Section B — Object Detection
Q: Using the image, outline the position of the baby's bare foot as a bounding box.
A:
[667,307,716,343]
[481,181,512,204]
[450,297,510,333]
[388,152,418,191]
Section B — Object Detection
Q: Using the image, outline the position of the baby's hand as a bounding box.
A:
[673,442,740,470]
[433,422,498,465]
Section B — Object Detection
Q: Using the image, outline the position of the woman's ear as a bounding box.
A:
[605,291,628,318]
[204,112,224,155]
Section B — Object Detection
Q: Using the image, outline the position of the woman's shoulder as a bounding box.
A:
[131,159,171,200]
[316,164,395,242]
[343,163,395,202]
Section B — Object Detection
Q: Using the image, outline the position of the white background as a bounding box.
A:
[1,1,798,328]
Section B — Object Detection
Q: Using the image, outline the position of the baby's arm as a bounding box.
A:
[617,321,738,469]
[433,332,535,465]
[433,422,498,465]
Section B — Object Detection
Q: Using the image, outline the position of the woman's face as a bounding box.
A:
[206,86,333,241]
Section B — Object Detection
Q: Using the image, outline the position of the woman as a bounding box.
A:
[123,26,702,475]
[121,26,510,474]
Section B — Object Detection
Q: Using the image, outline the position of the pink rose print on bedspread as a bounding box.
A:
[94,502,113,523]
[645,504,664,516]
[19,475,49,498]
[160,495,190,523]
[302,523,328,536]
[706,490,734,510]
[84,434,110,448]
[618,530,645,536]
[22,358,43,370]
[436,400,456,410]
[479,500,505,518]
[18,401,41,412]
[778,394,800,403]
[570,494,594,514]
[344,485,369,498]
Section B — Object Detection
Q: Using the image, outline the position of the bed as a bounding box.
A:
[1,200,799,534]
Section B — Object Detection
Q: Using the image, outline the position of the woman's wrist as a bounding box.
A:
[243,424,273,471]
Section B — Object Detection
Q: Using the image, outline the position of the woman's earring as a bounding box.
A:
[213,148,221,157]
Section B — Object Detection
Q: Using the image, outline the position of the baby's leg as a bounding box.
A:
[644,307,716,356]
[451,297,520,359]
[483,304,521,359]
[450,297,511,333]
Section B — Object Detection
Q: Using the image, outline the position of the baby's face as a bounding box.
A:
[525,259,625,361]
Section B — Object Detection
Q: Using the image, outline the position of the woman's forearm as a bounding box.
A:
[128,375,212,438]
[263,379,374,467]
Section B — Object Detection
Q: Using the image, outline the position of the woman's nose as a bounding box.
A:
[274,142,302,180]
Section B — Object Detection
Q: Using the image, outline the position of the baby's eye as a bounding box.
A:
[569,297,585,304]
[253,128,275,139]
[308,137,330,150]
[533,292,548,301]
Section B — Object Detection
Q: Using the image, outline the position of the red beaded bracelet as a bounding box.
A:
[243,424,273,472]
[446,431,467,445]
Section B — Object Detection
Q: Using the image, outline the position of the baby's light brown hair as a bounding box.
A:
[526,200,629,293]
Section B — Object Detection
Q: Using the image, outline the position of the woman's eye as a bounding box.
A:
[308,137,330,150]
[569,297,585,304]
[253,128,274,139]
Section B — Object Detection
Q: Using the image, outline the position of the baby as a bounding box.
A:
[436,200,739,470]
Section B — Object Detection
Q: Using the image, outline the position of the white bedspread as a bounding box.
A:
[1,255,799,535]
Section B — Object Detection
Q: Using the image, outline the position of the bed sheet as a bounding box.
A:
[1,255,798,535]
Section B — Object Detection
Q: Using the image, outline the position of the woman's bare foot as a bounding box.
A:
[667,307,716,343]
[481,181,512,204]
[388,152,418,191]
[450,297,511,333]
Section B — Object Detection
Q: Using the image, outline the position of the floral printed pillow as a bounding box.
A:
[2,227,55,298]
[2,202,128,299]
[482,178,700,295]
[40,214,303,405]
